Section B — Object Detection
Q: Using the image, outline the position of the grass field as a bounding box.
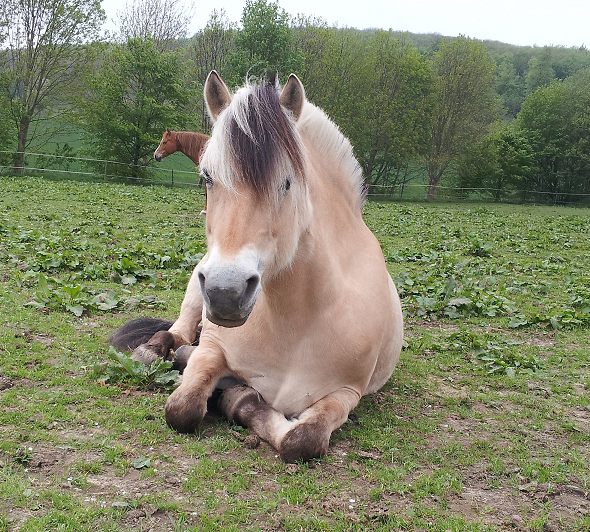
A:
[0,175,589,531]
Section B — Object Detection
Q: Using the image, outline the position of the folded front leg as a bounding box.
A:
[218,384,361,463]
[131,265,205,369]
[165,339,229,433]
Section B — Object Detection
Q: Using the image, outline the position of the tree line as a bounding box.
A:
[1,0,589,202]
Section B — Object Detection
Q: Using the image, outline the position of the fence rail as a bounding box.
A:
[2,150,590,206]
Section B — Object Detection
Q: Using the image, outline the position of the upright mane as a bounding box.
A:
[297,102,366,209]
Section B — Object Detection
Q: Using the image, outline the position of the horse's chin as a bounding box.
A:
[206,311,249,328]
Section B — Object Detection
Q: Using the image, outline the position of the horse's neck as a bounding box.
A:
[176,132,205,166]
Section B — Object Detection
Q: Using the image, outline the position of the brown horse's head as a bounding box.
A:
[154,128,178,162]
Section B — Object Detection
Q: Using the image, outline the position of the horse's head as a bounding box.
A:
[154,128,177,162]
[197,71,312,328]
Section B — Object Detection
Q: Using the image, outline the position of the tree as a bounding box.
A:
[190,9,235,130]
[292,25,432,196]
[516,69,590,203]
[346,32,432,195]
[495,55,525,118]
[525,47,555,95]
[116,0,194,52]
[226,0,302,86]
[1,0,104,174]
[457,124,534,202]
[424,36,498,199]
[0,70,15,166]
[292,24,365,115]
[79,38,197,178]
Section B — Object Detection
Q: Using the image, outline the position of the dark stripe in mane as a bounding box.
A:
[229,84,304,196]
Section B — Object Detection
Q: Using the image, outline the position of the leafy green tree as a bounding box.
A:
[457,124,534,202]
[516,80,568,201]
[525,48,556,95]
[80,38,197,178]
[190,9,235,130]
[424,36,498,199]
[292,26,432,195]
[226,0,302,86]
[292,24,364,115]
[495,55,525,118]
[1,0,104,173]
[348,32,432,194]
[564,69,590,189]
[516,69,590,203]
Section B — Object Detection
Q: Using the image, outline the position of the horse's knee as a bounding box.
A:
[173,345,195,373]
[165,387,207,433]
[279,421,331,463]
[218,384,264,426]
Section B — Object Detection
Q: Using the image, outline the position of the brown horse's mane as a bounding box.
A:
[172,131,209,166]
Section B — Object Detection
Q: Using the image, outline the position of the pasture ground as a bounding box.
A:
[0,176,589,531]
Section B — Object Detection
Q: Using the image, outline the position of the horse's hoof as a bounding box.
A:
[130,344,160,365]
[279,422,330,463]
[130,330,176,365]
[165,389,206,433]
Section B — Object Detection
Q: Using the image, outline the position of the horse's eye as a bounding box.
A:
[202,169,213,188]
[284,179,291,194]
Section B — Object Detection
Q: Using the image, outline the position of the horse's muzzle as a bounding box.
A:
[154,153,163,162]
[198,270,261,328]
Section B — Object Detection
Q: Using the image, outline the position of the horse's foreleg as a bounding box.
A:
[131,266,204,370]
[219,385,293,451]
[218,385,360,463]
[165,340,228,433]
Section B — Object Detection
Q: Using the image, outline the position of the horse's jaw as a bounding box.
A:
[205,312,249,328]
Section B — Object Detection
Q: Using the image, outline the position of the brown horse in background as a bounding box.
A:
[154,128,210,166]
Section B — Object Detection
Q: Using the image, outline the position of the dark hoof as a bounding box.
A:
[218,385,262,426]
[279,422,330,463]
[165,390,206,433]
[131,330,175,365]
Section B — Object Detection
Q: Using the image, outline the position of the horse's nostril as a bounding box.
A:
[242,275,260,307]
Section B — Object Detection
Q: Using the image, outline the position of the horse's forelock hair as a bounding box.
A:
[208,82,305,199]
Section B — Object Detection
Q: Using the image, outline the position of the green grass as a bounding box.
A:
[0,175,589,531]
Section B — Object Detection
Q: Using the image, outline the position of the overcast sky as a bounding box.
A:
[101,0,589,49]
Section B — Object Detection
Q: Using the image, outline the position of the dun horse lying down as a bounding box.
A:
[110,71,404,462]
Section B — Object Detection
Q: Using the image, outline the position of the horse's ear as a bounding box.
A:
[205,70,232,122]
[280,74,305,121]
[166,127,171,133]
